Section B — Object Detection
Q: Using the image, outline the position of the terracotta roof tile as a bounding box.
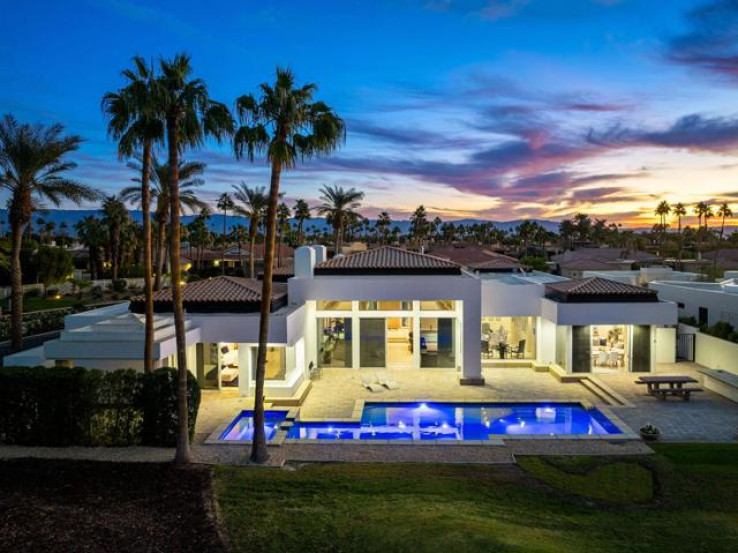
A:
[545,276,658,302]
[469,255,527,272]
[314,246,462,275]
[130,276,287,313]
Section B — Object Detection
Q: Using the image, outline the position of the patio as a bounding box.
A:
[196,362,738,445]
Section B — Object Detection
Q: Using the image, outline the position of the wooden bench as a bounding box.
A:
[651,387,704,401]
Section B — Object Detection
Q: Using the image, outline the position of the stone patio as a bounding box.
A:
[195,362,738,445]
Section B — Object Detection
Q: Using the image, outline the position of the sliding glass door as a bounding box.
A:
[360,318,386,367]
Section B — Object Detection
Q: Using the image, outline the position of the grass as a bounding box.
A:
[0,295,78,312]
[214,444,738,553]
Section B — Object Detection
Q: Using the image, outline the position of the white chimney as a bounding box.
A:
[295,246,316,278]
[312,245,327,264]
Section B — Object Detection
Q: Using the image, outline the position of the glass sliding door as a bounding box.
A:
[196,342,220,389]
[360,318,386,367]
[317,317,352,368]
[420,317,456,368]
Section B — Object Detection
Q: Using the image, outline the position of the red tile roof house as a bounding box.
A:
[551,248,663,279]
[6,245,677,400]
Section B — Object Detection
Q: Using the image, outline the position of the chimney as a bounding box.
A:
[312,245,327,264]
[294,246,316,278]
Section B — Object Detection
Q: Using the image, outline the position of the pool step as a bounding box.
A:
[269,381,312,407]
[548,364,587,383]
[580,377,631,406]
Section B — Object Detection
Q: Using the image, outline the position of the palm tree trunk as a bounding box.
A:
[249,227,256,279]
[297,220,304,245]
[714,217,726,274]
[222,209,227,276]
[251,160,282,464]
[10,220,25,352]
[167,116,190,465]
[142,141,155,373]
[154,216,167,291]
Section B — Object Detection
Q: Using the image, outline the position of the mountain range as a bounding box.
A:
[0,209,562,236]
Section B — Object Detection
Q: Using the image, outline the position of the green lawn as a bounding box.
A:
[0,296,78,312]
[214,444,738,553]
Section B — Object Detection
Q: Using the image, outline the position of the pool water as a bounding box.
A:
[219,410,289,441]
[286,402,621,440]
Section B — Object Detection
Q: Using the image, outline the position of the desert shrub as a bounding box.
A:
[112,279,128,293]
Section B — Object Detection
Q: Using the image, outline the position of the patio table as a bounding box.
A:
[635,375,702,401]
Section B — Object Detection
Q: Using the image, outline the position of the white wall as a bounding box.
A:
[541,299,677,326]
[693,330,738,374]
[480,281,543,317]
[655,327,676,364]
[650,281,738,327]
[537,318,556,364]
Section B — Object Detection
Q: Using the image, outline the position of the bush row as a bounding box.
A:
[0,366,200,447]
[0,308,74,340]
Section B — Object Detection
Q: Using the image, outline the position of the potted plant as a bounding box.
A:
[640,424,661,442]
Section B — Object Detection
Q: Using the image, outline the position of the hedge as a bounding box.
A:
[0,366,200,447]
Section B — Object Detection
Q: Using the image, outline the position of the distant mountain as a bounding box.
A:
[0,209,561,236]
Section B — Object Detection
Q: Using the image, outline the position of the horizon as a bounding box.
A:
[3,1,738,227]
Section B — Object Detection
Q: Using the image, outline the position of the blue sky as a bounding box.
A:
[3,0,738,225]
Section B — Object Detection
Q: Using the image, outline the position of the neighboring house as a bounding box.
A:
[182,244,294,272]
[5,245,677,399]
[582,267,699,287]
[551,248,662,278]
[649,279,738,328]
[425,244,516,267]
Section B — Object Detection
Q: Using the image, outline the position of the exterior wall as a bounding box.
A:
[541,299,677,326]
[649,281,738,327]
[655,327,677,364]
[690,328,738,375]
[480,281,543,317]
[537,318,556,365]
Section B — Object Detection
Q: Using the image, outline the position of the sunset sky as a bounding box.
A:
[3,0,738,226]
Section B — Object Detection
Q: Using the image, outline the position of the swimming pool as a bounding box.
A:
[286,402,621,440]
[219,410,289,441]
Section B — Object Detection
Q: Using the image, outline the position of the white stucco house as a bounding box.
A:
[4,245,678,400]
[649,278,738,328]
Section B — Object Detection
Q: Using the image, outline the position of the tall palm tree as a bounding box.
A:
[376,211,391,244]
[123,156,207,290]
[673,202,686,269]
[694,202,710,260]
[232,182,268,279]
[315,184,363,254]
[230,223,249,274]
[233,67,345,463]
[75,216,106,278]
[410,205,429,249]
[293,199,311,245]
[654,200,671,253]
[216,192,234,275]
[103,56,164,374]
[101,195,128,281]
[157,53,233,464]
[714,202,733,273]
[0,115,99,351]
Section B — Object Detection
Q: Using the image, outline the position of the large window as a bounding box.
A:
[590,325,628,373]
[420,300,455,311]
[420,317,455,368]
[481,317,536,359]
[251,346,287,380]
[317,300,352,311]
[360,318,386,367]
[359,300,412,311]
[317,317,352,368]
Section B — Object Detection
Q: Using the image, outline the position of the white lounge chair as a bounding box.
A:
[376,372,399,390]
[361,373,384,393]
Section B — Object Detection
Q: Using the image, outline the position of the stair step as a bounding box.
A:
[268,380,312,407]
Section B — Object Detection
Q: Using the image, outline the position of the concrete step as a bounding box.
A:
[269,380,312,407]
[580,377,631,406]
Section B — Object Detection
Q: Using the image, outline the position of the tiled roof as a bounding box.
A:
[545,276,658,303]
[129,276,287,313]
[425,245,507,266]
[469,255,527,272]
[259,263,294,282]
[314,246,462,275]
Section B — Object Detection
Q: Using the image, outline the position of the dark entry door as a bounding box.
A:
[631,325,651,373]
[571,326,591,373]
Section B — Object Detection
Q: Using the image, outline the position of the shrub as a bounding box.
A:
[0,366,200,448]
[112,279,128,293]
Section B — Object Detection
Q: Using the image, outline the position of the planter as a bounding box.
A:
[640,430,661,442]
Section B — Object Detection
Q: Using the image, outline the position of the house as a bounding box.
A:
[551,248,662,278]
[649,278,738,328]
[4,245,677,399]
[582,267,699,287]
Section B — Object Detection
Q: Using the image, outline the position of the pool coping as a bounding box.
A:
[204,399,639,446]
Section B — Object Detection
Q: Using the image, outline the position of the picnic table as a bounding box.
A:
[635,375,703,401]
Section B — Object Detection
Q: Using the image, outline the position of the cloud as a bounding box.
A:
[665,0,738,80]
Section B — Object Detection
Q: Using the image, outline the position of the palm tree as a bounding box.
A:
[233,67,345,463]
[232,182,268,279]
[123,156,207,290]
[654,200,671,253]
[293,199,311,245]
[230,224,249,274]
[75,216,106,278]
[101,195,129,280]
[410,205,429,249]
[276,202,291,268]
[103,56,164,374]
[714,202,733,273]
[376,211,391,244]
[694,202,709,259]
[315,185,363,254]
[158,53,233,464]
[216,192,234,275]
[672,202,686,269]
[0,115,99,351]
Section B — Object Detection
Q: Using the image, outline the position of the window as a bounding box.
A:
[317,317,352,368]
[317,300,352,311]
[677,302,685,309]
[481,317,536,359]
[359,300,412,311]
[251,346,286,380]
[420,300,455,311]
[420,317,455,368]
[360,318,386,367]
